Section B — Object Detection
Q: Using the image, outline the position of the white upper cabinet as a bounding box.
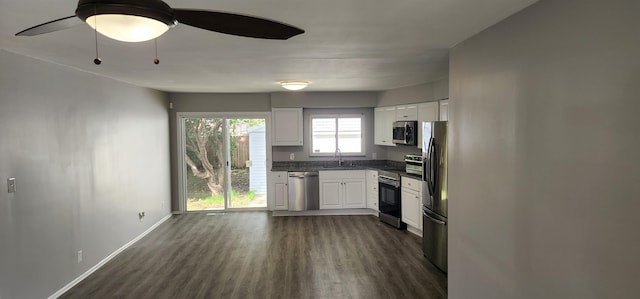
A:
[272,108,303,146]
[417,101,440,148]
[395,104,418,121]
[374,106,397,146]
[439,100,449,121]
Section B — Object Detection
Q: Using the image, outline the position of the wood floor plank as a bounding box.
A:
[60,212,447,299]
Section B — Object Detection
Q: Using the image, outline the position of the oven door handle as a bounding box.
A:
[379,175,397,181]
[379,176,400,187]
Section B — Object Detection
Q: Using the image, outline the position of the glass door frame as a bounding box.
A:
[176,112,272,213]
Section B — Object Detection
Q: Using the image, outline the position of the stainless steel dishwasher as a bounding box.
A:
[287,172,319,211]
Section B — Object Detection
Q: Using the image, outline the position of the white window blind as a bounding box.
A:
[311,114,364,155]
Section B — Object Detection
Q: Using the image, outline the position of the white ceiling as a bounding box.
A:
[0,0,538,93]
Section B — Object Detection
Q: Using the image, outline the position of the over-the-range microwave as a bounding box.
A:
[392,120,418,145]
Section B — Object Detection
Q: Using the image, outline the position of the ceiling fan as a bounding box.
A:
[15,0,305,42]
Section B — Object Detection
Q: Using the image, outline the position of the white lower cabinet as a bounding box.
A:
[366,170,379,211]
[319,170,366,209]
[401,176,423,230]
[269,171,288,210]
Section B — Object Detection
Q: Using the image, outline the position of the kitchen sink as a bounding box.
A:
[320,161,363,170]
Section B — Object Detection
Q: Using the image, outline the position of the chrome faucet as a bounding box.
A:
[335,148,343,166]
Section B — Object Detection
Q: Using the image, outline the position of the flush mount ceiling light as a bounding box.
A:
[280,81,310,91]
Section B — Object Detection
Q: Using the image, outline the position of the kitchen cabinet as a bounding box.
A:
[269,171,288,210]
[272,108,303,146]
[319,170,366,209]
[374,106,397,146]
[417,101,440,148]
[366,170,379,211]
[395,104,418,121]
[439,99,449,121]
[401,176,422,230]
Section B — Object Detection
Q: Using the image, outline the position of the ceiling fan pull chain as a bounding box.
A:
[154,38,160,65]
[93,5,101,65]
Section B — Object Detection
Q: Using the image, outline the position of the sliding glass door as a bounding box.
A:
[180,114,268,211]
[228,118,267,208]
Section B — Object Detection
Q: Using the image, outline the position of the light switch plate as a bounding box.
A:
[7,178,16,193]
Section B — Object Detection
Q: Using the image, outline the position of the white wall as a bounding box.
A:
[0,50,172,298]
[449,0,640,298]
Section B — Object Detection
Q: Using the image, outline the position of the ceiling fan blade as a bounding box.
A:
[173,9,304,40]
[16,16,84,36]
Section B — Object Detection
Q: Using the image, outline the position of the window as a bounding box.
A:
[310,114,364,155]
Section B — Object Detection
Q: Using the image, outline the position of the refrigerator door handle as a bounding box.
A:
[423,210,446,225]
[430,140,438,193]
[424,137,433,193]
[423,137,430,181]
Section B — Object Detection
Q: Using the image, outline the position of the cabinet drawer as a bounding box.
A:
[270,171,288,183]
[320,170,365,180]
[401,176,422,193]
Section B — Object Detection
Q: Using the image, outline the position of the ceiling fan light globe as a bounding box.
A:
[76,0,177,42]
[86,14,169,42]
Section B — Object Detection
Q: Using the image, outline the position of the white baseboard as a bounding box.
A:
[407,225,423,237]
[272,208,378,217]
[48,214,173,299]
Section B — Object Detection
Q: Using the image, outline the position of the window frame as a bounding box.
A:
[309,113,366,157]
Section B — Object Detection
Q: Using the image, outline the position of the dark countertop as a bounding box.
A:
[271,160,422,180]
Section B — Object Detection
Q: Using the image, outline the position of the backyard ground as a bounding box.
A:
[187,168,266,210]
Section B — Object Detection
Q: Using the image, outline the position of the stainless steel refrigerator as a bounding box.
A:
[422,121,448,273]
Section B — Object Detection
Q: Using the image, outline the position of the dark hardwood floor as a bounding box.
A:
[61,212,447,299]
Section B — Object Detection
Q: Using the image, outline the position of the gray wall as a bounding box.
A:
[448,0,640,298]
[270,92,382,161]
[271,91,378,108]
[271,107,381,161]
[0,50,171,298]
[377,77,448,106]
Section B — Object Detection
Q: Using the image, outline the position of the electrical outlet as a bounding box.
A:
[7,178,16,193]
[77,250,83,263]
[289,153,295,160]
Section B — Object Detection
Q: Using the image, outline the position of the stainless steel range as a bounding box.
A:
[378,170,406,229]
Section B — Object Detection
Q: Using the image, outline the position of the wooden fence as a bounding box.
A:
[231,135,249,168]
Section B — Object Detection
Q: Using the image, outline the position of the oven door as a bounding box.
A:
[379,181,401,218]
[392,123,407,144]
